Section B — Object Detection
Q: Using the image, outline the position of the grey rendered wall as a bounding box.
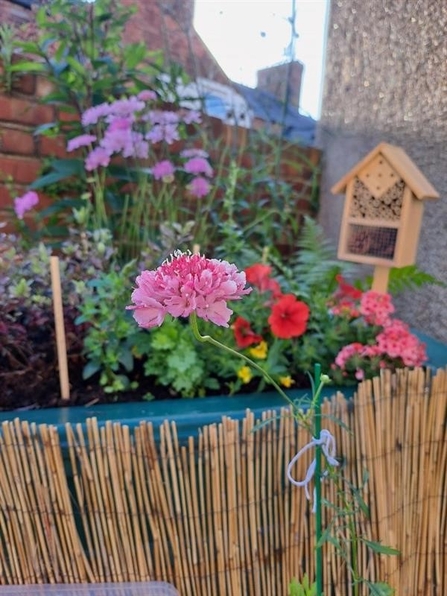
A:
[317,0,447,342]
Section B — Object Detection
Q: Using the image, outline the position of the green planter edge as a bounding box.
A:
[1,330,445,447]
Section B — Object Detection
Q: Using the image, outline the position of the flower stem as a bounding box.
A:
[313,363,324,596]
[189,312,293,405]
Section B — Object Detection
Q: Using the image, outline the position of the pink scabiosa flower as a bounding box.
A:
[85,147,111,171]
[188,176,211,198]
[184,156,213,177]
[67,134,97,152]
[181,109,202,124]
[137,90,157,102]
[128,251,251,328]
[14,190,39,219]
[81,102,111,126]
[151,160,176,182]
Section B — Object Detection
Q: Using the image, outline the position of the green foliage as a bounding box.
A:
[75,261,141,394]
[288,575,317,596]
[134,317,221,398]
[0,24,17,93]
[381,264,444,296]
[13,0,162,124]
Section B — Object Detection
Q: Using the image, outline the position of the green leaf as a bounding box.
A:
[82,361,100,380]
[118,350,134,372]
[366,580,395,596]
[9,61,46,73]
[33,122,59,137]
[363,539,400,556]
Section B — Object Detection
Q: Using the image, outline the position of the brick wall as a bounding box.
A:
[0,72,68,227]
[0,0,32,26]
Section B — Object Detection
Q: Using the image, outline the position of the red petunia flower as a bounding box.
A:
[268,294,310,339]
[245,263,282,299]
[233,316,263,348]
[334,274,362,301]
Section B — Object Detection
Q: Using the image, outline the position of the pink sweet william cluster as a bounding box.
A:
[67,91,213,198]
[128,251,251,328]
[330,277,427,382]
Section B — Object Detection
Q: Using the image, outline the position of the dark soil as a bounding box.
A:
[0,309,311,412]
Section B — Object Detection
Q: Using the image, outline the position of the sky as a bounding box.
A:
[194,0,329,120]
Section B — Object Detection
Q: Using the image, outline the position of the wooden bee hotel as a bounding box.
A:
[331,142,439,292]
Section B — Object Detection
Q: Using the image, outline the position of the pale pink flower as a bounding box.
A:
[184,157,213,177]
[82,103,111,126]
[137,90,157,102]
[151,160,176,181]
[128,251,252,328]
[181,109,202,124]
[14,190,39,219]
[355,369,365,381]
[85,147,111,171]
[334,342,364,368]
[180,148,209,159]
[188,176,211,198]
[67,134,97,152]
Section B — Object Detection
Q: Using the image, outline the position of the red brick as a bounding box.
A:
[38,135,69,159]
[0,155,41,185]
[0,127,36,156]
[0,96,54,126]
[12,73,37,96]
[0,185,14,209]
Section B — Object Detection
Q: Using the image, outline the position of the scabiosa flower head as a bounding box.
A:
[137,90,157,102]
[151,160,176,182]
[180,148,209,159]
[233,317,263,348]
[181,109,202,124]
[14,190,39,219]
[81,102,111,126]
[110,96,145,116]
[67,134,97,152]
[85,147,111,171]
[268,294,310,339]
[184,156,213,177]
[188,176,211,198]
[128,251,252,328]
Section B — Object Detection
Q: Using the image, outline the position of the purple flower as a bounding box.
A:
[85,147,111,171]
[81,103,111,126]
[67,134,97,152]
[14,191,39,219]
[151,160,176,181]
[188,176,211,198]
[181,109,202,124]
[110,97,145,116]
[184,156,213,177]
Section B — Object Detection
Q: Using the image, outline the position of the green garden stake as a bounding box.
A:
[313,362,323,596]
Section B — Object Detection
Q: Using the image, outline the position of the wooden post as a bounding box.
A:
[372,265,390,293]
[50,256,70,400]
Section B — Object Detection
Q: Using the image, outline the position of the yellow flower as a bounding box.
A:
[279,375,295,388]
[237,366,253,384]
[249,341,268,360]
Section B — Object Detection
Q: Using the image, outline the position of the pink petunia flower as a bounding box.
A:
[67,134,97,152]
[151,160,176,181]
[188,176,211,198]
[14,190,39,219]
[128,251,252,328]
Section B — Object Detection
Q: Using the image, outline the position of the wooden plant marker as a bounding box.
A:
[50,255,70,400]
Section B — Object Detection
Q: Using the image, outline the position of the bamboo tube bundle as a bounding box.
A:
[0,367,445,594]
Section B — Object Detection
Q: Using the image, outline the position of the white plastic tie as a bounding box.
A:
[287,429,339,511]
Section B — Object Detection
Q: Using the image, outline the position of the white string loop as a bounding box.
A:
[287,429,339,510]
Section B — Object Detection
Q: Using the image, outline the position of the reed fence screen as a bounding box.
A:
[0,367,445,595]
